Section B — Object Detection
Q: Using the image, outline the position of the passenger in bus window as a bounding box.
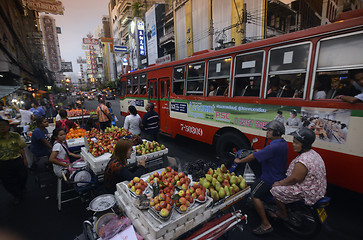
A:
[208,82,218,96]
[133,87,139,95]
[140,85,147,95]
[336,69,363,104]
[274,110,284,124]
[326,78,340,99]
[267,76,281,97]
[292,75,305,98]
[313,75,331,99]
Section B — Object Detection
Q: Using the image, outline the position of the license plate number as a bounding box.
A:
[317,208,327,222]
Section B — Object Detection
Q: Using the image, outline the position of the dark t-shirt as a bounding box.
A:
[142,110,160,134]
[30,128,50,157]
[253,138,288,186]
[104,158,146,193]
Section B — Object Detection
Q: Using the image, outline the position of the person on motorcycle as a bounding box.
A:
[270,128,327,220]
[234,120,288,235]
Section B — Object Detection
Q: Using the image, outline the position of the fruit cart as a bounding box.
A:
[113,168,251,240]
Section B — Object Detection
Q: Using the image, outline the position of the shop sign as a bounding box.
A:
[114,46,128,52]
[26,0,64,15]
[83,38,99,45]
[41,15,61,72]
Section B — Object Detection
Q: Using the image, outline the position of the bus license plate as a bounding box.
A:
[317,208,327,222]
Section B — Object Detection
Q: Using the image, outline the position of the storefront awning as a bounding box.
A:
[0,85,21,99]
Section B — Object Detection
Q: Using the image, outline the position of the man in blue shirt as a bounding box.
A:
[234,120,288,235]
[30,117,52,168]
[141,102,160,141]
[30,102,46,117]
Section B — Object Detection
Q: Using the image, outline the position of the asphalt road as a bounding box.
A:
[0,96,361,240]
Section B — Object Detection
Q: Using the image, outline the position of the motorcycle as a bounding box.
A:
[264,195,330,237]
[230,137,330,237]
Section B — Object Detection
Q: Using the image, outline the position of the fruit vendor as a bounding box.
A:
[234,120,288,235]
[30,117,52,164]
[55,109,77,133]
[104,139,146,193]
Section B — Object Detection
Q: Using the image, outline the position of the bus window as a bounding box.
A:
[149,82,154,99]
[127,77,132,94]
[267,43,311,98]
[160,81,165,99]
[132,75,139,95]
[120,81,126,97]
[312,32,363,100]
[234,51,264,97]
[154,81,158,99]
[173,66,185,95]
[140,74,147,95]
[187,62,205,95]
[207,57,231,96]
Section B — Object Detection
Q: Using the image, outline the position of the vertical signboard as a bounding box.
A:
[129,19,138,70]
[145,5,157,65]
[41,15,61,72]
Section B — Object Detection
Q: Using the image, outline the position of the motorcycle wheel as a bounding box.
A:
[284,204,322,238]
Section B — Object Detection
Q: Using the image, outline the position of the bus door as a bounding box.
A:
[148,79,159,115]
[158,78,170,133]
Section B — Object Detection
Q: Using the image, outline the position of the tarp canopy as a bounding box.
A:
[0,85,21,99]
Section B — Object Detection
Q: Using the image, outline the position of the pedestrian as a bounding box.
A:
[13,104,34,128]
[30,117,52,167]
[106,102,116,126]
[234,120,288,235]
[0,119,28,205]
[96,99,111,131]
[49,128,81,178]
[124,105,142,135]
[30,102,46,118]
[141,102,160,141]
[104,139,146,193]
[55,109,77,133]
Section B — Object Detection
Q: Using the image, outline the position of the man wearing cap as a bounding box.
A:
[234,120,288,235]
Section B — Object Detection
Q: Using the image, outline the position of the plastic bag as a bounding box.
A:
[243,163,255,184]
[99,216,132,240]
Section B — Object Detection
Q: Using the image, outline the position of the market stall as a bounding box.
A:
[109,166,250,240]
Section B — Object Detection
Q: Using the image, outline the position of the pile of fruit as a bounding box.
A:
[86,127,132,157]
[135,140,166,156]
[67,108,91,117]
[66,127,87,140]
[127,177,148,196]
[199,164,247,202]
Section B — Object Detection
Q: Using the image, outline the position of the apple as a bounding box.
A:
[179,197,187,205]
[135,183,142,189]
[181,183,188,190]
[155,203,161,211]
[160,200,167,209]
[178,172,185,178]
[166,204,172,211]
[179,205,187,212]
[135,189,142,195]
[180,178,186,184]
[154,197,159,204]
[195,188,203,196]
[131,186,136,192]
[189,187,195,194]
[193,183,199,189]
[158,193,166,201]
[185,201,191,207]
[166,166,172,172]
[198,194,205,202]
[176,181,181,187]
[160,208,169,217]
[174,175,180,181]
[153,172,159,178]
[192,193,198,199]
[150,198,156,206]
[178,190,186,197]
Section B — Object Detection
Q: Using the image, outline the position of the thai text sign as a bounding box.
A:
[26,0,64,15]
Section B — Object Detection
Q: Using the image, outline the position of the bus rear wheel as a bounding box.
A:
[216,132,249,168]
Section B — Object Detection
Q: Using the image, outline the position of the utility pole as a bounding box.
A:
[242,3,247,43]
[209,0,214,49]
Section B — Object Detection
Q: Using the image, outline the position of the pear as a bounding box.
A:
[206,188,210,196]
[230,186,235,195]
[236,176,241,185]
[211,190,219,202]
[217,174,224,183]
[231,172,236,176]
[207,168,214,175]
[199,178,205,186]
[205,174,213,182]
[239,178,246,190]
[203,181,211,189]
[232,183,240,193]
[218,188,226,199]
[215,182,221,192]
[212,178,218,187]
[224,186,230,196]
[230,176,238,185]
[220,164,227,173]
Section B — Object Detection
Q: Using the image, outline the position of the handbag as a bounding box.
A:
[99,105,112,121]
[60,143,78,163]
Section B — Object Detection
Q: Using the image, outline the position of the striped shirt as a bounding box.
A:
[96,104,110,123]
[142,110,160,134]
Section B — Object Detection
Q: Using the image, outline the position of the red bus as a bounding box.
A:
[120,9,363,194]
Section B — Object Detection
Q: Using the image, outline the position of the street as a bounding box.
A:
[0,96,362,240]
